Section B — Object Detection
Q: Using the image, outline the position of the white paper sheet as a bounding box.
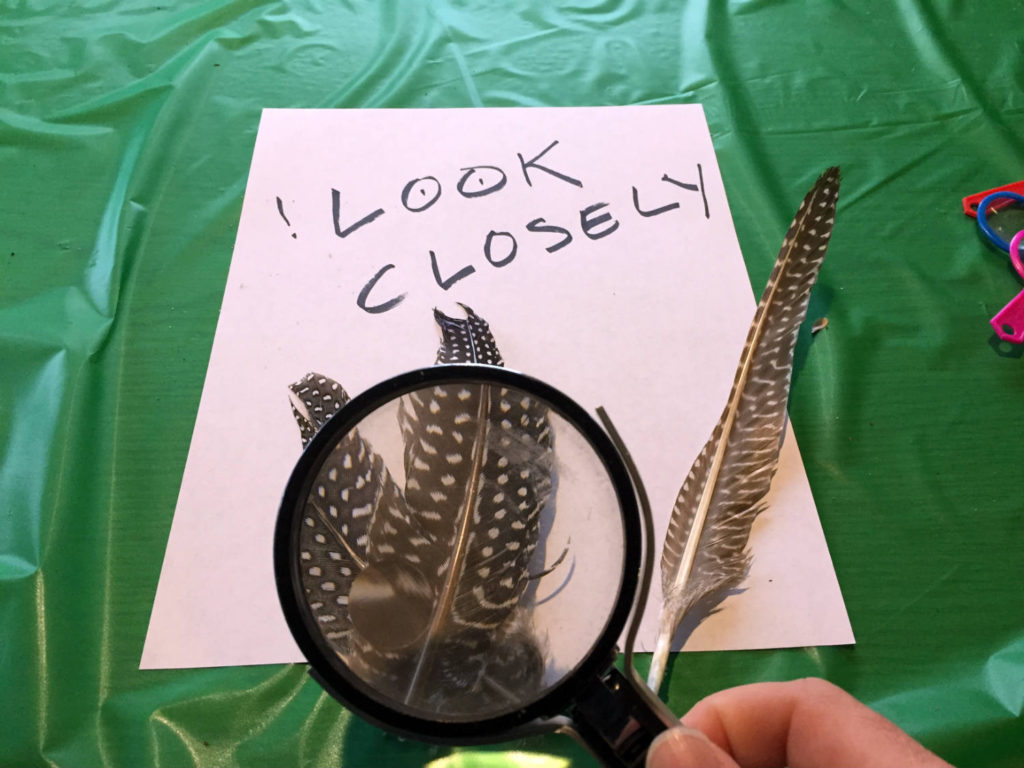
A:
[141,105,852,669]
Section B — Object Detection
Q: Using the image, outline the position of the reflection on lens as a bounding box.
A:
[293,381,624,721]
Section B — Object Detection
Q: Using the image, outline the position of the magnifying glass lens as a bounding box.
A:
[290,379,628,722]
[980,194,1024,254]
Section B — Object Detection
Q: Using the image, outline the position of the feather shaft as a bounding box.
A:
[648,167,841,691]
[405,382,492,699]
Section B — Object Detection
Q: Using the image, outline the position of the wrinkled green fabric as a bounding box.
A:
[2,2,1022,766]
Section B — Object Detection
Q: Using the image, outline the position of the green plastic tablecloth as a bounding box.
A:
[2,2,1022,766]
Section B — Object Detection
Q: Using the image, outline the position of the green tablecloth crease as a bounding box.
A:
[1,2,1022,766]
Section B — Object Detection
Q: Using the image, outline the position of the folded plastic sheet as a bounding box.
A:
[1,2,1022,766]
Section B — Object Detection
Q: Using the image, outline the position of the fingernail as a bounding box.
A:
[646,725,726,768]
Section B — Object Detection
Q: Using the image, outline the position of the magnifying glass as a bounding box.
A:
[977,191,1024,256]
[275,365,677,766]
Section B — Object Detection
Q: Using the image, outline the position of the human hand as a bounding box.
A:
[646,678,952,768]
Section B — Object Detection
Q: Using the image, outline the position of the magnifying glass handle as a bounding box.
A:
[568,665,679,768]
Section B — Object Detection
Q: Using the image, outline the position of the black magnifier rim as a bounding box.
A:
[274,364,642,744]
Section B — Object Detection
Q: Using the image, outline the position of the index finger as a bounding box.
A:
[681,678,951,768]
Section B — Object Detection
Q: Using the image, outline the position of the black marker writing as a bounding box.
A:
[357,264,406,313]
[518,140,583,189]
[401,177,442,212]
[332,188,385,238]
[457,166,507,198]
[580,202,619,240]
[662,163,709,219]
[483,230,517,267]
[526,218,573,253]
[430,250,476,290]
[331,140,588,246]
[632,186,680,217]
[342,152,712,314]
[276,197,297,238]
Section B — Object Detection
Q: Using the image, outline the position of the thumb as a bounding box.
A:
[646,725,739,768]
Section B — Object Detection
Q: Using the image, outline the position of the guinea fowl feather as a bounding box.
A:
[288,373,411,656]
[647,167,841,691]
[289,306,552,714]
[390,305,553,708]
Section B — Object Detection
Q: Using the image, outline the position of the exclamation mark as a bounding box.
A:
[276,196,297,239]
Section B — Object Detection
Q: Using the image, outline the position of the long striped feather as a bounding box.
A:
[647,167,841,691]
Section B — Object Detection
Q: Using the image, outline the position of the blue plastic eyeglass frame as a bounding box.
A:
[976,191,1024,254]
